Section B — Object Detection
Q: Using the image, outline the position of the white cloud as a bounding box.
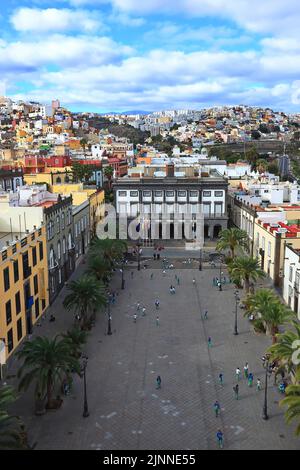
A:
[11,7,104,33]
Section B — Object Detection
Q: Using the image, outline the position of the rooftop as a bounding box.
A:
[0,231,26,252]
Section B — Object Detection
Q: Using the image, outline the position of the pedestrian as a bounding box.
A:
[177,277,180,285]
[218,281,222,291]
[155,299,160,310]
[136,302,141,312]
[244,363,249,379]
[49,314,56,322]
[156,315,160,326]
[204,310,208,320]
[248,372,254,387]
[163,270,166,276]
[235,367,241,381]
[233,384,239,400]
[153,253,156,260]
[213,277,216,287]
[219,373,224,386]
[214,401,221,418]
[256,378,262,391]
[133,313,137,323]
[172,286,176,294]
[216,430,224,449]
[131,271,134,279]
[150,273,154,280]
[193,278,196,285]
[156,376,162,389]
[142,307,146,316]
[175,274,178,281]
[208,337,212,348]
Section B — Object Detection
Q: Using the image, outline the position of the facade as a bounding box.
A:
[114,165,228,242]
[254,220,300,288]
[0,225,48,365]
[283,245,300,320]
[0,168,24,192]
[73,200,90,266]
[45,196,75,304]
[89,189,105,239]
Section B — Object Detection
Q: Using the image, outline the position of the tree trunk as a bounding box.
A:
[244,276,250,293]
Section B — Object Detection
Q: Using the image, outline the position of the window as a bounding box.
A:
[143,191,151,197]
[190,191,199,198]
[166,191,174,197]
[215,202,223,216]
[119,190,127,197]
[6,300,12,325]
[289,266,294,282]
[262,237,265,251]
[63,237,66,254]
[178,191,187,197]
[58,269,62,284]
[13,260,19,283]
[57,241,61,260]
[34,275,38,295]
[15,292,21,315]
[49,248,55,269]
[203,191,211,197]
[42,299,46,310]
[17,318,22,341]
[68,208,72,225]
[155,190,163,197]
[32,247,37,267]
[56,215,60,234]
[3,267,10,292]
[35,299,40,319]
[268,242,271,258]
[39,242,44,261]
[215,191,223,197]
[61,213,65,230]
[203,203,211,215]
[7,329,13,353]
[296,271,300,291]
[68,232,72,250]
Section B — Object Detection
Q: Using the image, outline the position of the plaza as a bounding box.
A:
[6,253,300,450]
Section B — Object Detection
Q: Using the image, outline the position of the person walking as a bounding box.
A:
[204,310,208,320]
[156,376,162,389]
[214,401,221,418]
[208,337,212,348]
[131,271,134,279]
[216,430,224,449]
[248,372,254,387]
[193,278,196,285]
[233,384,239,400]
[150,273,154,280]
[256,378,262,391]
[235,367,241,381]
[156,315,160,327]
[244,363,249,379]
[163,270,166,276]
[219,373,224,386]
[177,277,180,285]
[213,277,216,287]
[155,299,160,310]
[136,302,141,312]
[133,313,137,323]
[142,307,146,317]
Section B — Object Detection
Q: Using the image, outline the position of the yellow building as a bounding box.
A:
[0,225,49,365]
[254,219,300,287]
[89,189,105,238]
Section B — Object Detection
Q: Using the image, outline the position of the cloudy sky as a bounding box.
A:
[1,0,300,113]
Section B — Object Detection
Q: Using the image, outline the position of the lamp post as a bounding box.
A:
[262,355,272,420]
[107,299,112,336]
[82,356,89,418]
[137,241,141,271]
[199,248,202,271]
[234,291,240,335]
[121,259,125,290]
[219,255,223,291]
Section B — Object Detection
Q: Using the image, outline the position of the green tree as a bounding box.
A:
[61,328,89,359]
[0,385,23,450]
[87,254,112,284]
[267,162,279,176]
[280,382,300,436]
[256,159,268,174]
[17,336,80,409]
[80,138,88,159]
[63,274,107,328]
[217,228,248,258]
[268,320,300,378]
[246,289,293,343]
[91,238,127,268]
[71,162,93,183]
[229,257,265,294]
[104,166,114,189]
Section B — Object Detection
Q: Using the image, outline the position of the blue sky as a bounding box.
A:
[1,0,300,113]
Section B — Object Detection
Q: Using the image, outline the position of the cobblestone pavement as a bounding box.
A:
[7,257,300,450]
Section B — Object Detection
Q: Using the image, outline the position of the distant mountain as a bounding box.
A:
[99,110,150,116]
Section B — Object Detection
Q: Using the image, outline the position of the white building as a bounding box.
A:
[283,244,300,320]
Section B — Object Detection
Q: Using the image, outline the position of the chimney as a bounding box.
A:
[166,162,175,178]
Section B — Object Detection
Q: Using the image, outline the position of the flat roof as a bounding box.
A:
[0,232,27,252]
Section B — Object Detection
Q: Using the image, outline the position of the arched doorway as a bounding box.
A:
[204,225,209,239]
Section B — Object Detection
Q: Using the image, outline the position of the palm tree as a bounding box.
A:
[61,328,89,358]
[104,166,114,189]
[280,382,300,436]
[229,256,265,293]
[247,289,293,343]
[17,336,80,409]
[216,228,248,258]
[91,238,127,268]
[87,254,112,283]
[63,274,107,328]
[0,385,23,449]
[268,320,300,377]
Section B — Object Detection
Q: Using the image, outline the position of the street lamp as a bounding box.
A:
[120,259,125,290]
[234,291,240,335]
[137,241,141,271]
[262,355,272,420]
[107,298,112,336]
[199,248,202,271]
[81,355,89,418]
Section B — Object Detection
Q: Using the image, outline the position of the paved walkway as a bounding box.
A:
[6,258,300,450]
